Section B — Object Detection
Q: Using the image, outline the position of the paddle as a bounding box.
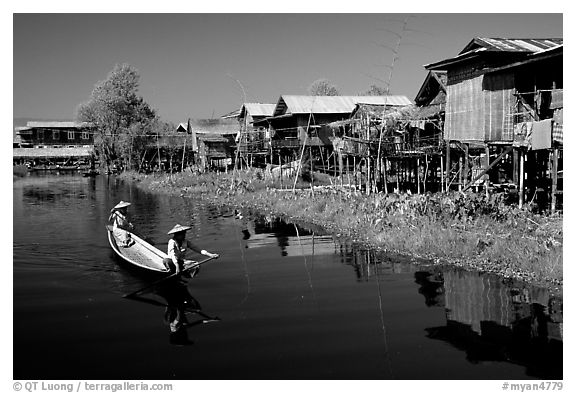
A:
[123,255,218,298]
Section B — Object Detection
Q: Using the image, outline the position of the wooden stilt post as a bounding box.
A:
[423,154,428,193]
[519,149,525,208]
[440,152,444,193]
[359,159,363,194]
[367,157,371,195]
[458,154,464,192]
[279,152,283,188]
[513,148,519,185]
[485,145,490,197]
[463,143,469,189]
[353,156,357,190]
[338,150,343,185]
[446,141,451,192]
[417,157,421,194]
[396,160,400,192]
[551,147,558,213]
[310,146,314,189]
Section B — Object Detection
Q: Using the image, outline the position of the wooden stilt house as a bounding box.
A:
[425,37,563,210]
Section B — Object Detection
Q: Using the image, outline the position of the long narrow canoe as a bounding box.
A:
[107,225,169,273]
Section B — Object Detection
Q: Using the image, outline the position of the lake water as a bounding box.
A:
[13,173,562,380]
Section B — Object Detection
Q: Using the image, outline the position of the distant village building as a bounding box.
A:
[15,121,95,148]
[13,121,96,169]
[262,95,412,150]
[225,103,276,167]
[173,118,238,170]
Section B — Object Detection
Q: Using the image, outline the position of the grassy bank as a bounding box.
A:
[118,169,563,289]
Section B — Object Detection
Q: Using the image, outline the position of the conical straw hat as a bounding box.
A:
[111,200,131,212]
[167,224,192,235]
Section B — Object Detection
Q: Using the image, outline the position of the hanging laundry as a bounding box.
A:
[531,119,553,150]
[553,122,563,145]
[513,121,533,148]
[550,89,563,110]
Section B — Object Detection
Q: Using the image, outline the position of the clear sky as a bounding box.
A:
[13,13,562,123]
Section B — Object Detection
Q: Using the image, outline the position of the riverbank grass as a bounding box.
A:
[119,170,563,287]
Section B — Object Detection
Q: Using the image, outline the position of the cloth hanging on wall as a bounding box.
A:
[531,119,553,150]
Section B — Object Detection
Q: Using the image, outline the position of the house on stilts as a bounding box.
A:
[425,37,563,211]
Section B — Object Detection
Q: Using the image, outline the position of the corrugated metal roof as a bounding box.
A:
[221,109,241,119]
[241,103,276,118]
[176,119,238,135]
[460,38,563,55]
[426,37,562,70]
[26,121,93,128]
[273,95,412,116]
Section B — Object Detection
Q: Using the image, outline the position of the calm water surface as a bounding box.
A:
[13,173,562,380]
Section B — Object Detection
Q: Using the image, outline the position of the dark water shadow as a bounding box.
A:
[414,269,563,379]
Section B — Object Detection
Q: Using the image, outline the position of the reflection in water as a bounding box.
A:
[415,270,563,379]
[14,173,563,379]
[127,281,220,346]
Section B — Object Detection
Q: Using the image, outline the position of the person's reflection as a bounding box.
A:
[414,271,445,307]
[127,281,220,346]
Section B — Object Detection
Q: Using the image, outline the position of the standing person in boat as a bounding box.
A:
[109,201,135,247]
[164,224,219,276]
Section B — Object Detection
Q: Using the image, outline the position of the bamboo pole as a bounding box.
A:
[463,146,513,192]
[292,112,312,193]
[181,137,187,172]
[382,158,388,194]
[347,156,351,187]
[156,133,161,171]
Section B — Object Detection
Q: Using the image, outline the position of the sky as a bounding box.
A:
[13,13,563,124]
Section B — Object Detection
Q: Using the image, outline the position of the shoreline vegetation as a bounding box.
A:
[117,169,563,293]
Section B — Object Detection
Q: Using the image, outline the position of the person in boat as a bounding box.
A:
[109,201,135,247]
[164,224,219,276]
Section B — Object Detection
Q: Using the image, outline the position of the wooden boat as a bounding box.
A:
[107,225,169,273]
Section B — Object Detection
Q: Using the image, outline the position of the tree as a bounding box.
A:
[362,84,389,96]
[307,79,340,96]
[76,63,157,170]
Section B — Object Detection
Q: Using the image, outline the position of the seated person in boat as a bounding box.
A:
[164,224,219,276]
[109,201,135,247]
